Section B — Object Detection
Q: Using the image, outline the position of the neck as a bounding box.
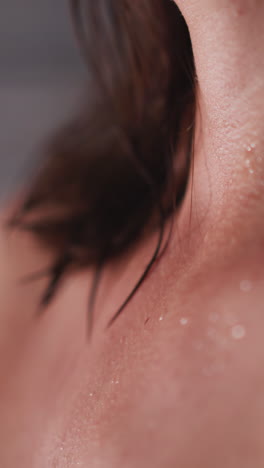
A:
[174,1,264,241]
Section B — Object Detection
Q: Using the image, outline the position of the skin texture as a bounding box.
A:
[1,1,264,466]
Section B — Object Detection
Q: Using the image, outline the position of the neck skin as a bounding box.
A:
[176,0,264,235]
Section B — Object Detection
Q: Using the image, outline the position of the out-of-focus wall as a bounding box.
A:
[0,0,85,197]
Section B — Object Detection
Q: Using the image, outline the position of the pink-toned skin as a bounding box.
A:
[1,1,264,466]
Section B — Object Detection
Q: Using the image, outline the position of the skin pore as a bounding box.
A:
[1,1,264,466]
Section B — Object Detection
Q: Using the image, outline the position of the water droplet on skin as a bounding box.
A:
[244,150,257,175]
[231,324,246,340]
[111,379,120,385]
[180,317,188,326]
[245,143,256,152]
[240,280,252,293]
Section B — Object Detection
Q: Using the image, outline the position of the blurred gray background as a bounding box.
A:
[0,0,85,198]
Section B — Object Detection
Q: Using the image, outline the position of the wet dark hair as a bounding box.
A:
[11,0,195,330]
